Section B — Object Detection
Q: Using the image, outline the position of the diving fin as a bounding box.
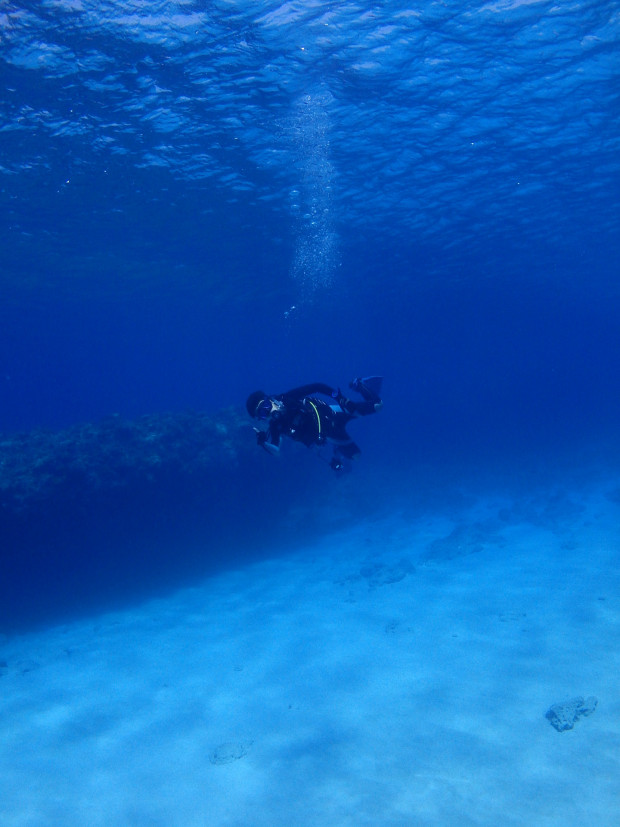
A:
[350,376,383,397]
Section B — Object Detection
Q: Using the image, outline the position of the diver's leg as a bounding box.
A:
[336,440,361,459]
[329,417,361,458]
[340,377,383,416]
[350,376,383,403]
[329,440,359,472]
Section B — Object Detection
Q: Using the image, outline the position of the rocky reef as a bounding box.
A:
[2,410,234,503]
[0,408,317,630]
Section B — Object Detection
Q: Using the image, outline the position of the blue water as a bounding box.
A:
[1,0,619,627]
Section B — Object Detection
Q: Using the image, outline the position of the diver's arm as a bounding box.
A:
[268,419,282,448]
[261,436,280,456]
[254,423,281,455]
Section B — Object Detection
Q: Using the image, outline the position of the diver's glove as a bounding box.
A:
[255,429,268,446]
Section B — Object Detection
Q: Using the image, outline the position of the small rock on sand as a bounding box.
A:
[545,696,598,731]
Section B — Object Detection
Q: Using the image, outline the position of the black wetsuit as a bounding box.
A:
[264,382,380,462]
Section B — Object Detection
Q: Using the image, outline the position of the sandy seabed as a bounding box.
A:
[1,477,619,826]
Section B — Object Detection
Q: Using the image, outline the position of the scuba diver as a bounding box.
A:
[246,377,383,472]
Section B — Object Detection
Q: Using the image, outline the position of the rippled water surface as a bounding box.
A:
[3,0,618,287]
[1,0,619,431]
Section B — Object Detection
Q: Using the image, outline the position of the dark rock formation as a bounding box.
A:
[359,559,414,588]
[423,520,504,562]
[545,696,598,731]
[1,408,246,516]
[209,741,252,765]
[0,408,319,630]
